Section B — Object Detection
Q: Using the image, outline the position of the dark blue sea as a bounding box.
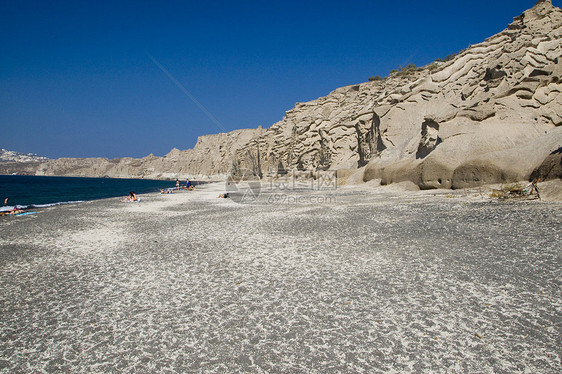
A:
[0,175,180,211]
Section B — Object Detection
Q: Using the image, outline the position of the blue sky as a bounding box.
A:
[1,0,559,159]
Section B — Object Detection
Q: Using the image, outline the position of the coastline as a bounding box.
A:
[1,182,561,372]
[0,174,186,212]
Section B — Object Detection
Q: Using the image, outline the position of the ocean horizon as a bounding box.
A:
[0,175,183,211]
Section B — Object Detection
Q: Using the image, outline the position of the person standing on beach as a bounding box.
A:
[176,179,180,189]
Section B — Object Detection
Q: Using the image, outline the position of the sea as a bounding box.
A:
[0,175,182,212]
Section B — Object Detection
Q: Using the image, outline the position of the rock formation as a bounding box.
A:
[0,128,261,180]
[2,1,561,188]
[233,0,562,188]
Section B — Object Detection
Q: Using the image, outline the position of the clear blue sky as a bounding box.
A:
[1,0,558,159]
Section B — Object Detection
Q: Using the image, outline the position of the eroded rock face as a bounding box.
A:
[31,128,261,180]
[530,146,562,181]
[233,0,562,188]
[415,119,441,160]
[7,1,562,188]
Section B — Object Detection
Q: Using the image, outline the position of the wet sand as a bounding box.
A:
[1,183,561,373]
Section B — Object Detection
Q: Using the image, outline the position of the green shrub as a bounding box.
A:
[389,63,428,77]
[427,62,439,71]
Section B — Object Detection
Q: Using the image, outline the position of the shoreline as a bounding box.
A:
[1,174,560,216]
[0,174,205,214]
[2,178,560,233]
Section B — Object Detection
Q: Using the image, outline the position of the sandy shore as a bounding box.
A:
[1,182,561,373]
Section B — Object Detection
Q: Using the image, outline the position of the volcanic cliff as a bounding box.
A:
[2,0,561,188]
[232,0,562,188]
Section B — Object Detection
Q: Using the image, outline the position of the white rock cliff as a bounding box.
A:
[232,0,562,188]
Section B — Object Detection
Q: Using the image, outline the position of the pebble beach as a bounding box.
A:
[1,182,561,373]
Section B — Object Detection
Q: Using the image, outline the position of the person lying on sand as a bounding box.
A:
[123,191,138,202]
[0,206,24,216]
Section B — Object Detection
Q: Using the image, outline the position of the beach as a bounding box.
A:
[1,182,561,373]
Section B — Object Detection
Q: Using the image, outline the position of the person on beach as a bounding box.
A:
[3,198,7,206]
[176,179,180,189]
[123,191,138,202]
[0,206,23,216]
[186,178,194,190]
